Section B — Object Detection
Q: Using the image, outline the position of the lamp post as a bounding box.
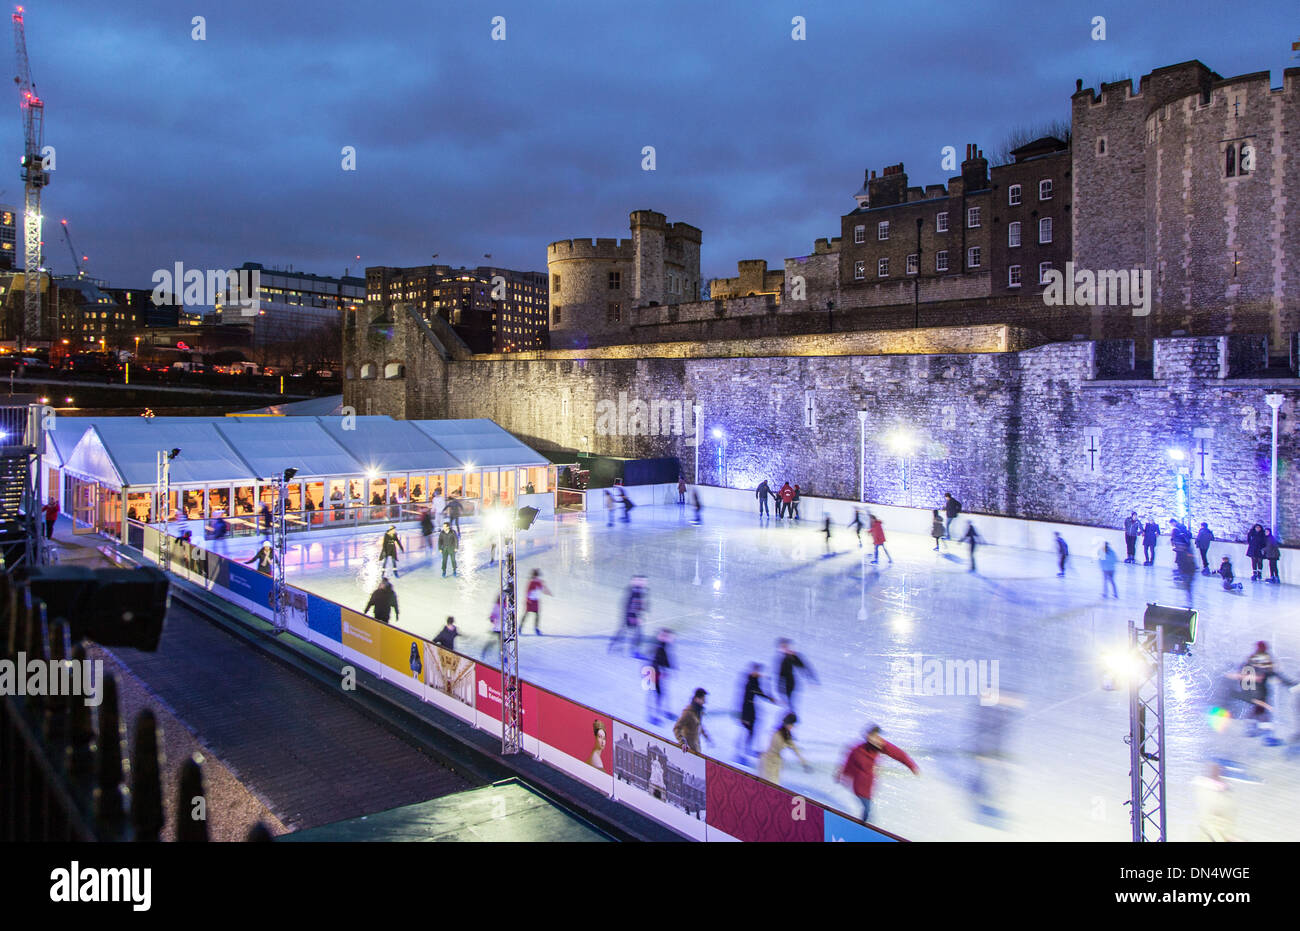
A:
[857,410,868,503]
[157,447,180,571]
[888,429,916,508]
[1266,393,1284,537]
[693,404,702,485]
[712,428,727,488]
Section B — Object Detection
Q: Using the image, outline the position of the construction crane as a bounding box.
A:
[60,218,84,278]
[13,5,47,342]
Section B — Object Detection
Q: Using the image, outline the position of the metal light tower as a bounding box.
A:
[1126,620,1167,842]
[1126,605,1197,842]
[498,518,520,754]
[13,6,48,343]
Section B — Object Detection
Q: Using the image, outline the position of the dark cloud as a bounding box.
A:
[21,0,1292,285]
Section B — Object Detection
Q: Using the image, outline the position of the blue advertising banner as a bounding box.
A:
[227,561,273,613]
[823,810,898,843]
[306,592,342,642]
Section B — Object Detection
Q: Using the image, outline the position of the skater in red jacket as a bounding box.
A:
[868,513,892,565]
[836,725,919,823]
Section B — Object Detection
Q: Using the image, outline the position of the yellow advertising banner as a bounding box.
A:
[381,624,428,686]
[340,608,383,662]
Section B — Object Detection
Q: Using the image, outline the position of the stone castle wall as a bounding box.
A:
[344,304,1300,540]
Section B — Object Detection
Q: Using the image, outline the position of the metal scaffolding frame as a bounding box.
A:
[498,524,520,754]
[270,472,290,634]
[1127,620,1167,842]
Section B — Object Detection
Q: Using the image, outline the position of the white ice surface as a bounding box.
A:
[214,504,1300,841]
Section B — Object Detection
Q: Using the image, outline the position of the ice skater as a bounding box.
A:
[608,575,649,657]
[481,591,503,659]
[646,629,674,724]
[758,713,810,786]
[836,724,920,824]
[677,476,686,505]
[777,482,794,519]
[379,525,404,575]
[822,514,834,555]
[737,662,776,760]
[438,520,459,577]
[930,509,944,551]
[431,616,459,650]
[869,513,892,565]
[791,484,802,521]
[1123,511,1142,564]
[1232,641,1296,745]
[1263,531,1281,584]
[1099,542,1119,598]
[208,511,230,556]
[849,509,864,548]
[672,688,712,753]
[775,638,817,713]
[1053,532,1068,577]
[943,492,962,539]
[1141,517,1160,566]
[419,507,435,555]
[1218,556,1243,591]
[364,576,398,625]
[1195,522,1214,573]
[1246,523,1267,580]
[521,568,551,634]
[603,489,616,526]
[246,540,274,575]
[691,489,702,525]
[969,695,1021,827]
[756,480,773,518]
[618,486,634,523]
[962,522,980,572]
[443,495,462,536]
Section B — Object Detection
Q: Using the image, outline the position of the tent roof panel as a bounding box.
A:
[408,419,547,468]
[212,418,361,479]
[314,416,461,472]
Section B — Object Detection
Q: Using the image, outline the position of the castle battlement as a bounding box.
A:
[547,238,635,259]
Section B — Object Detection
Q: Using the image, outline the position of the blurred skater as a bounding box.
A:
[775,638,818,713]
[758,713,810,785]
[1194,763,1238,841]
[608,575,649,657]
[849,509,864,548]
[420,507,435,555]
[691,489,702,525]
[962,522,981,572]
[931,510,944,551]
[480,590,503,659]
[603,489,616,527]
[1099,542,1119,598]
[431,616,459,650]
[1053,532,1068,577]
[646,629,674,724]
[1232,641,1296,744]
[836,724,920,823]
[869,513,892,565]
[970,694,1022,826]
[521,568,551,634]
[619,487,634,523]
[822,514,834,555]
[737,662,776,760]
[943,492,962,539]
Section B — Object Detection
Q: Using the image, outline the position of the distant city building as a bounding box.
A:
[54,277,141,349]
[365,262,549,354]
[216,261,364,349]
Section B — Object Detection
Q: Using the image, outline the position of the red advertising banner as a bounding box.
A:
[474,664,540,733]
[705,760,824,842]
[536,689,612,772]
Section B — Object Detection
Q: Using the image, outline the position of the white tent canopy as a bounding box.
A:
[410,418,548,469]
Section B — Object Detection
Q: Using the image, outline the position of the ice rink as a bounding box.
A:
[215,503,1300,841]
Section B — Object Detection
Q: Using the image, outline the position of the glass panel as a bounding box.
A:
[368,477,387,506]
[209,487,230,517]
[126,492,151,523]
[286,482,302,511]
[466,470,481,501]
[233,485,256,516]
[430,473,445,500]
[447,471,464,498]
[485,469,499,506]
[409,476,426,502]
[182,489,205,520]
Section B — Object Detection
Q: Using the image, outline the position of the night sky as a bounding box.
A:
[20,0,1295,288]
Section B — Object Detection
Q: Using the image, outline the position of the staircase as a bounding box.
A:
[0,404,42,573]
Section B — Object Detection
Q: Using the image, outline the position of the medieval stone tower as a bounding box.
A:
[1072,61,1300,350]
[546,210,702,349]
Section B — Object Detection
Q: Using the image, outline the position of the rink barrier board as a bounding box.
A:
[124,523,906,842]
[590,483,1294,569]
